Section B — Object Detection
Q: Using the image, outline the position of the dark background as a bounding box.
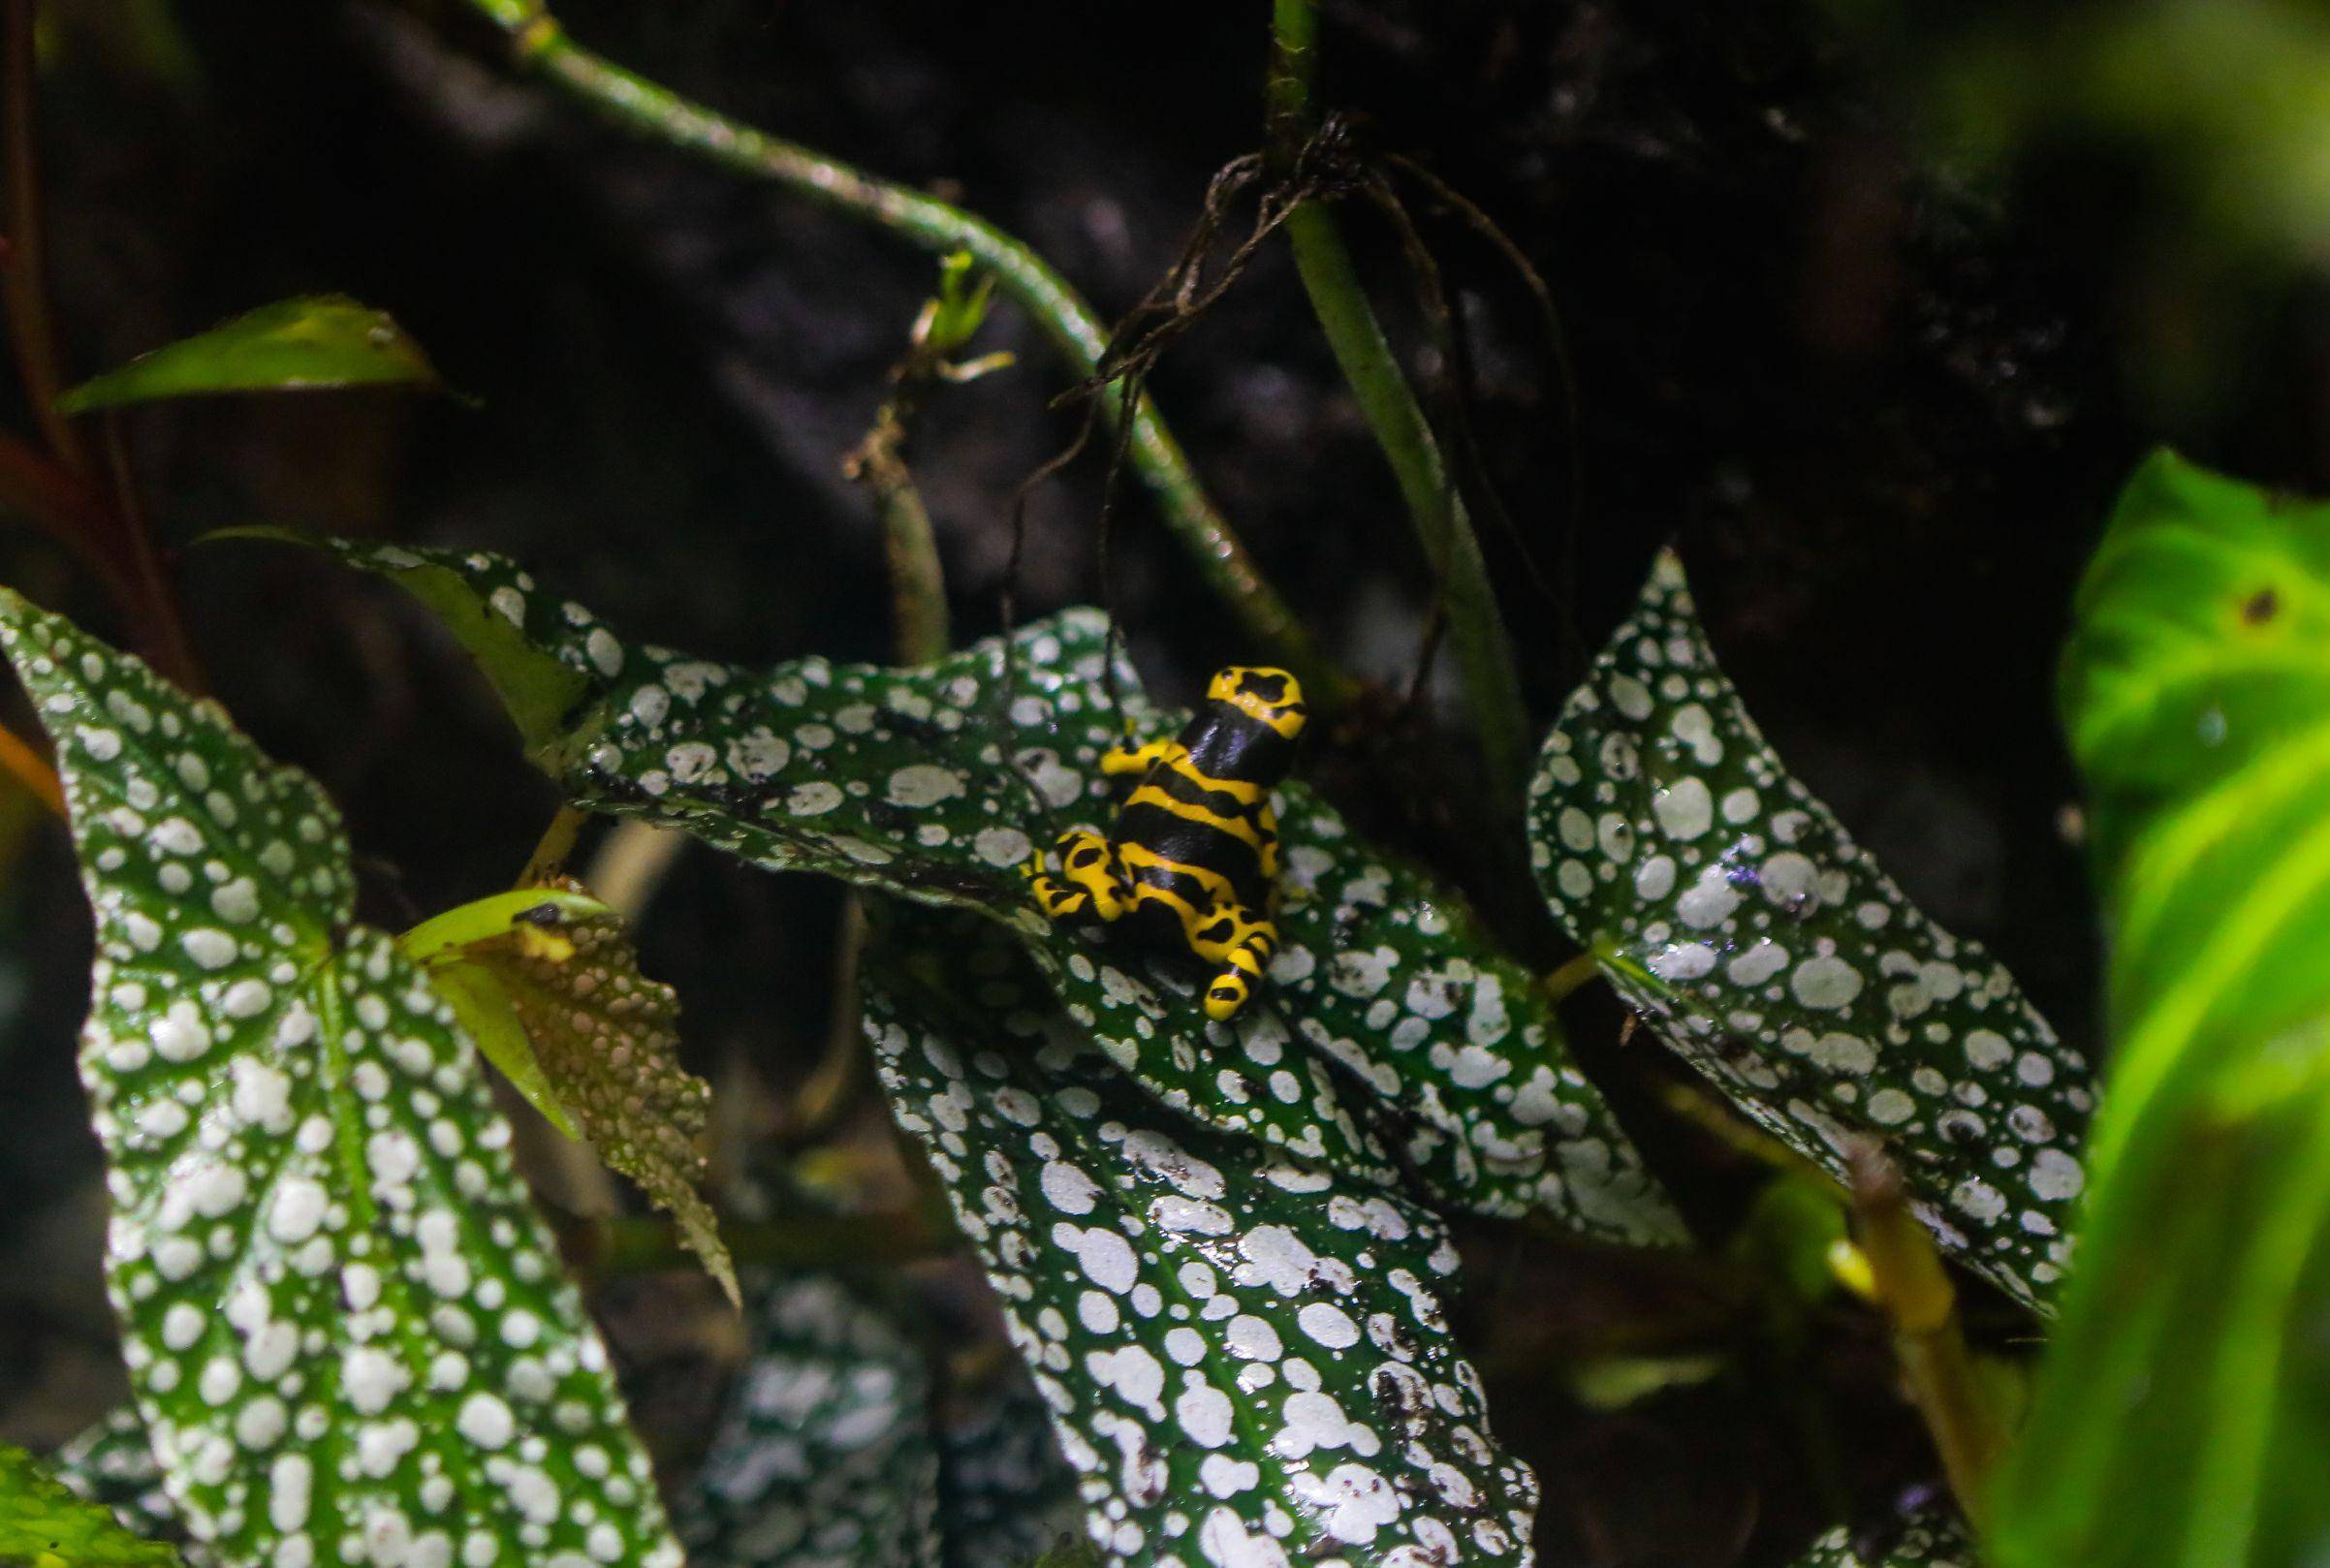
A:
[3,1,2314,1561]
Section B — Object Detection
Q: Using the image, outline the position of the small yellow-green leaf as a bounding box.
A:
[0,1445,179,1567]
[410,881,736,1305]
[424,961,582,1141]
[55,297,440,414]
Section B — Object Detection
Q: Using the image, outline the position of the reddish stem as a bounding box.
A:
[0,1,203,692]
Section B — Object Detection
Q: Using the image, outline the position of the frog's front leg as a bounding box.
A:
[1101,737,1181,778]
[1186,897,1280,1021]
[1027,829,1128,923]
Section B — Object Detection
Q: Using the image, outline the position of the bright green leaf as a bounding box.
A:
[861,907,1541,1568]
[0,1444,179,1567]
[419,960,582,1142]
[55,297,440,415]
[275,536,1684,1247]
[403,879,737,1304]
[1992,452,2330,1568]
[0,589,683,1568]
[1529,551,2090,1310]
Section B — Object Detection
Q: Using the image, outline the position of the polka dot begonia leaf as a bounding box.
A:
[1792,1511,1970,1568]
[0,589,685,1568]
[861,907,1541,1568]
[281,534,1681,1248]
[677,1274,943,1567]
[1528,552,2091,1312]
[1993,454,2330,1568]
[677,1270,1086,1568]
[0,1443,180,1566]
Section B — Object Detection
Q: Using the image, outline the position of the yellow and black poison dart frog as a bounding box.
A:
[1028,666,1307,1020]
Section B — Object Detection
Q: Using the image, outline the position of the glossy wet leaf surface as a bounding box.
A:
[1993,452,2330,1568]
[402,881,736,1305]
[0,1444,179,1566]
[1529,552,2090,1310]
[0,590,682,1568]
[276,533,1682,1247]
[862,908,1540,1568]
[55,298,440,415]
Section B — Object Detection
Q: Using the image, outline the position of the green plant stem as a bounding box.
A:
[1541,949,1604,1004]
[849,402,952,668]
[1848,1142,2005,1524]
[458,1,1352,707]
[1267,0,1530,811]
[520,802,588,884]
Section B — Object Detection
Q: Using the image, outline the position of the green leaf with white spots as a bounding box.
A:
[401,881,737,1306]
[1993,453,2330,1568]
[861,907,1541,1568]
[0,589,683,1568]
[1791,1511,1970,1568]
[262,534,1682,1248]
[677,1271,1083,1568]
[0,1444,180,1567]
[1529,551,2092,1312]
[51,1410,181,1554]
[677,1274,941,1567]
[55,297,441,416]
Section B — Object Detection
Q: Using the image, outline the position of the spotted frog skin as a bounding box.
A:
[1028,666,1307,1019]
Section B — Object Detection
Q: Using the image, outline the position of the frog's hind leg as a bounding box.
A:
[1027,829,1128,923]
[1187,899,1280,1021]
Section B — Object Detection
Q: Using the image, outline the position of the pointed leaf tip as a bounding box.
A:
[56,296,441,415]
[1529,549,2090,1311]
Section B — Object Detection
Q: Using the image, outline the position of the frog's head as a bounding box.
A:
[1206,666,1308,741]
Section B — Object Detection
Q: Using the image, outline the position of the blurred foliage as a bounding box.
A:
[0,1444,176,1568]
[1840,0,2330,423]
[1995,452,2330,1568]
